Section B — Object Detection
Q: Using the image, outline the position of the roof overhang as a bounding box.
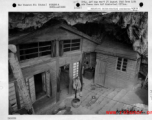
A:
[9,23,99,45]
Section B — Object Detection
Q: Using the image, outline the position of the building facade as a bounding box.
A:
[9,23,98,113]
[94,36,140,88]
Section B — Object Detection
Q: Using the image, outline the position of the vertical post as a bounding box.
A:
[80,52,85,91]
[56,40,60,101]
[69,61,73,95]
[9,44,34,114]
[14,81,21,110]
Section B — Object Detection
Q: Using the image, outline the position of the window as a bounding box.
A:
[19,41,52,61]
[116,57,128,71]
[63,39,80,52]
[73,62,79,79]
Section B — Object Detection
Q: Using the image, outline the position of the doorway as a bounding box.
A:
[94,59,106,86]
[34,73,46,100]
[59,64,70,100]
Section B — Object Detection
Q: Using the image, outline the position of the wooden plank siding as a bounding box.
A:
[9,82,18,111]
[9,62,57,111]
[95,53,138,88]
[19,91,25,108]
[9,78,32,111]
[47,61,57,98]
[9,25,97,112]
[20,55,54,69]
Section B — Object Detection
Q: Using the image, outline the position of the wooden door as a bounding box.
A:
[46,71,51,97]
[94,59,106,86]
[28,77,36,103]
[42,73,46,92]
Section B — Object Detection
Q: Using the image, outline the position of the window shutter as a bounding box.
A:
[46,71,51,97]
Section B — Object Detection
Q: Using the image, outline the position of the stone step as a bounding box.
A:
[85,92,101,109]
[92,97,111,113]
[92,87,103,93]
[81,92,97,107]
[112,89,128,101]
[110,102,125,113]
[80,90,93,102]
[71,106,95,114]
[98,100,117,114]
[91,86,108,93]
[89,95,105,110]
[99,87,109,93]
[106,89,120,99]
[101,88,115,97]
[115,88,122,92]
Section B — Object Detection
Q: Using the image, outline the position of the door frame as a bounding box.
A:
[57,64,70,101]
[94,59,107,86]
[26,70,51,103]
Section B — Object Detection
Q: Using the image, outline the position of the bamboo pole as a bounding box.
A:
[9,44,34,114]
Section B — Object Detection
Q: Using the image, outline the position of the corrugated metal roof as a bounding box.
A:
[95,35,139,60]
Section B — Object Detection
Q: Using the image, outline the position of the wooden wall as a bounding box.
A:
[9,35,97,112]
[9,60,57,111]
[95,53,138,88]
[47,61,57,99]
[9,52,82,111]
[9,78,36,112]
[9,82,18,111]
[59,52,81,66]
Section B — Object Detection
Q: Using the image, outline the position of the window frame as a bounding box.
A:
[18,41,52,61]
[62,39,81,53]
[116,57,128,72]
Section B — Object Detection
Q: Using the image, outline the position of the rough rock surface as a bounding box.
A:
[9,12,148,57]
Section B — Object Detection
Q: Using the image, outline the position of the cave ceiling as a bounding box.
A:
[9,12,148,57]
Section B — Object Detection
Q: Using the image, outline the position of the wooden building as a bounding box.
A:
[9,21,141,114]
[94,35,141,88]
[9,22,98,113]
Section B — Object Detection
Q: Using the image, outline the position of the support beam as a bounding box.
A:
[9,44,34,114]
[56,40,60,102]
[80,52,85,91]
[14,81,21,110]
[69,61,73,95]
